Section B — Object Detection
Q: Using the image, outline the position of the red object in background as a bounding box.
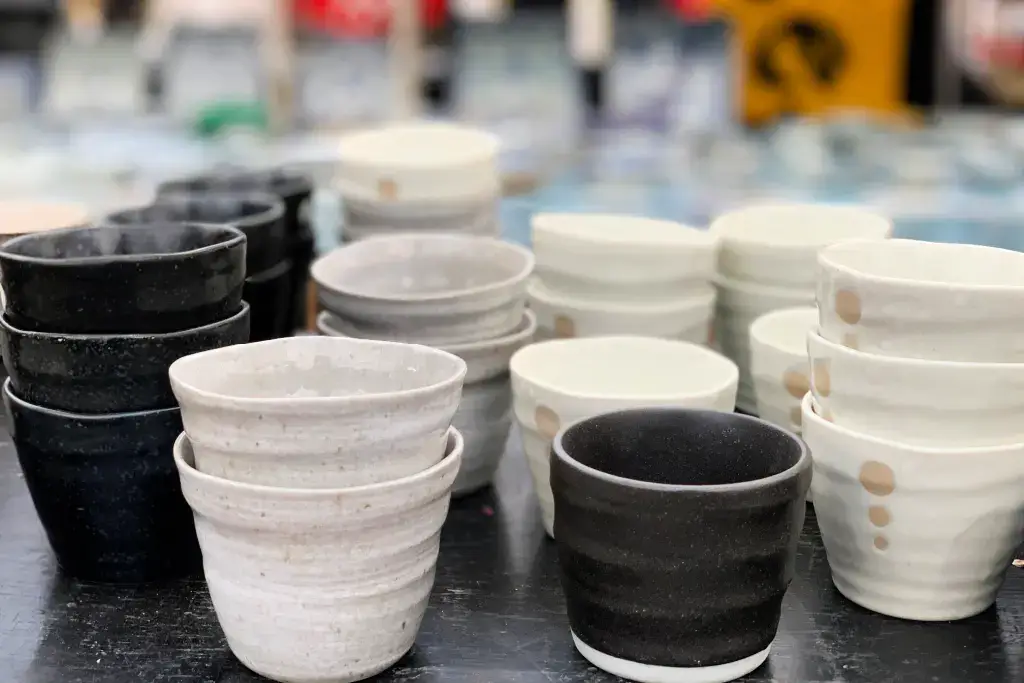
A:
[294,0,447,38]
[668,0,712,21]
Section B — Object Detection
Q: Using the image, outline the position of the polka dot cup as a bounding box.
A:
[801,393,1024,621]
[749,307,818,434]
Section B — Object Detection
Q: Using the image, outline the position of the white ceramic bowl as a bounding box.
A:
[531,213,718,301]
[341,196,499,243]
[312,234,534,345]
[510,336,739,536]
[750,307,818,432]
[807,330,1024,448]
[451,375,513,496]
[528,278,715,343]
[318,308,537,385]
[801,393,1024,621]
[169,336,467,488]
[817,238,1024,362]
[709,203,892,287]
[175,428,462,683]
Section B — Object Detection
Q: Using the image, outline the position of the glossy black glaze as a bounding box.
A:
[243,259,292,342]
[2,380,200,584]
[0,223,246,334]
[552,408,811,669]
[104,193,286,274]
[0,304,249,414]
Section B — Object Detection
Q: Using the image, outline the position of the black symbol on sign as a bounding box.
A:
[753,18,847,87]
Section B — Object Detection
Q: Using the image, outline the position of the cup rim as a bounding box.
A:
[528,277,716,314]
[532,212,717,252]
[106,191,286,230]
[712,271,812,297]
[552,407,810,493]
[808,328,1024,371]
[3,377,180,421]
[709,202,893,249]
[173,426,464,497]
[750,306,818,355]
[158,168,314,202]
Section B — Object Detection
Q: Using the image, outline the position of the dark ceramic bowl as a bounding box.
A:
[1,303,249,414]
[3,379,201,583]
[0,222,246,334]
[104,193,286,274]
[551,408,810,683]
[244,259,293,342]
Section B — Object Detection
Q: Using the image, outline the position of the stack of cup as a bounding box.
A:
[0,222,249,583]
[709,203,892,413]
[168,336,467,683]
[335,122,502,242]
[528,213,719,341]
[803,238,1024,621]
[311,233,535,495]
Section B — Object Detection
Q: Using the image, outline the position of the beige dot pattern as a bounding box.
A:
[783,369,810,399]
[378,178,398,200]
[554,315,576,339]
[860,462,895,552]
[842,333,859,350]
[535,405,562,440]
[835,289,862,325]
[873,536,890,551]
[868,506,891,527]
[812,359,831,397]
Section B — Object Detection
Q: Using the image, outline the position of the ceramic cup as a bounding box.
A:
[709,203,892,288]
[0,200,91,245]
[530,213,718,301]
[552,408,810,683]
[175,427,462,683]
[801,393,1024,621]
[0,222,246,334]
[528,278,716,343]
[749,307,818,433]
[312,234,534,346]
[4,379,200,583]
[169,336,467,488]
[510,336,739,537]
[817,238,1024,362]
[244,259,293,342]
[807,330,1024,447]
[1,303,249,414]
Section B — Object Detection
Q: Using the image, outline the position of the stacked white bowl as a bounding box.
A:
[335,122,502,243]
[168,336,468,683]
[311,233,536,496]
[709,203,893,413]
[528,213,719,342]
[803,238,1024,622]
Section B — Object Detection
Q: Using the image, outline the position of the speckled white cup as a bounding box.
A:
[175,428,462,683]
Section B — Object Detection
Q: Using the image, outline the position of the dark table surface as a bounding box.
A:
[2,429,1024,683]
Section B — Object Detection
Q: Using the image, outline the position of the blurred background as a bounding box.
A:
[2,0,1024,253]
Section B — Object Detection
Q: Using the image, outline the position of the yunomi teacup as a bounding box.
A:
[817,238,1024,362]
[749,307,818,433]
[169,336,467,488]
[552,408,810,683]
[801,393,1024,621]
[174,428,463,683]
[510,336,739,537]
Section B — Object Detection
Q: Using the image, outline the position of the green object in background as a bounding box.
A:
[193,101,268,138]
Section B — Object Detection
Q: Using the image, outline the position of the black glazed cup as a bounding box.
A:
[0,222,246,334]
[551,408,811,683]
[0,303,249,413]
[3,379,202,583]
[104,192,286,274]
[243,259,293,342]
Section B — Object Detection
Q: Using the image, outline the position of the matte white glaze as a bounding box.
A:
[510,336,738,537]
[817,238,1024,362]
[174,428,463,683]
[750,307,818,433]
[169,336,466,488]
[452,375,513,496]
[312,234,534,346]
[807,330,1024,448]
[801,394,1024,621]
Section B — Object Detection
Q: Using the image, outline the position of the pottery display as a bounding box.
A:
[817,238,1024,362]
[311,234,534,346]
[510,336,739,537]
[807,330,1024,447]
[169,336,467,488]
[244,259,293,342]
[801,393,1024,621]
[4,379,200,583]
[174,427,463,683]
[0,200,91,245]
[0,223,246,334]
[105,192,287,274]
[551,407,810,683]
[750,307,818,433]
[0,303,250,414]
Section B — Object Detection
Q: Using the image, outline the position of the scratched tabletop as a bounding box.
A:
[1,428,1023,683]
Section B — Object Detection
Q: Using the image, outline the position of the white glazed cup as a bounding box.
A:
[801,393,1024,621]
[169,336,467,488]
[341,195,499,243]
[817,238,1024,362]
[452,375,513,496]
[807,330,1024,448]
[531,213,718,302]
[709,203,892,288]
[175,428,462,683]
[510,336,739,537]
[528,278,716,343]
[750,307,818,433]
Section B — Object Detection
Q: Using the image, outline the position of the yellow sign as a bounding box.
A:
[711,0,914,125]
